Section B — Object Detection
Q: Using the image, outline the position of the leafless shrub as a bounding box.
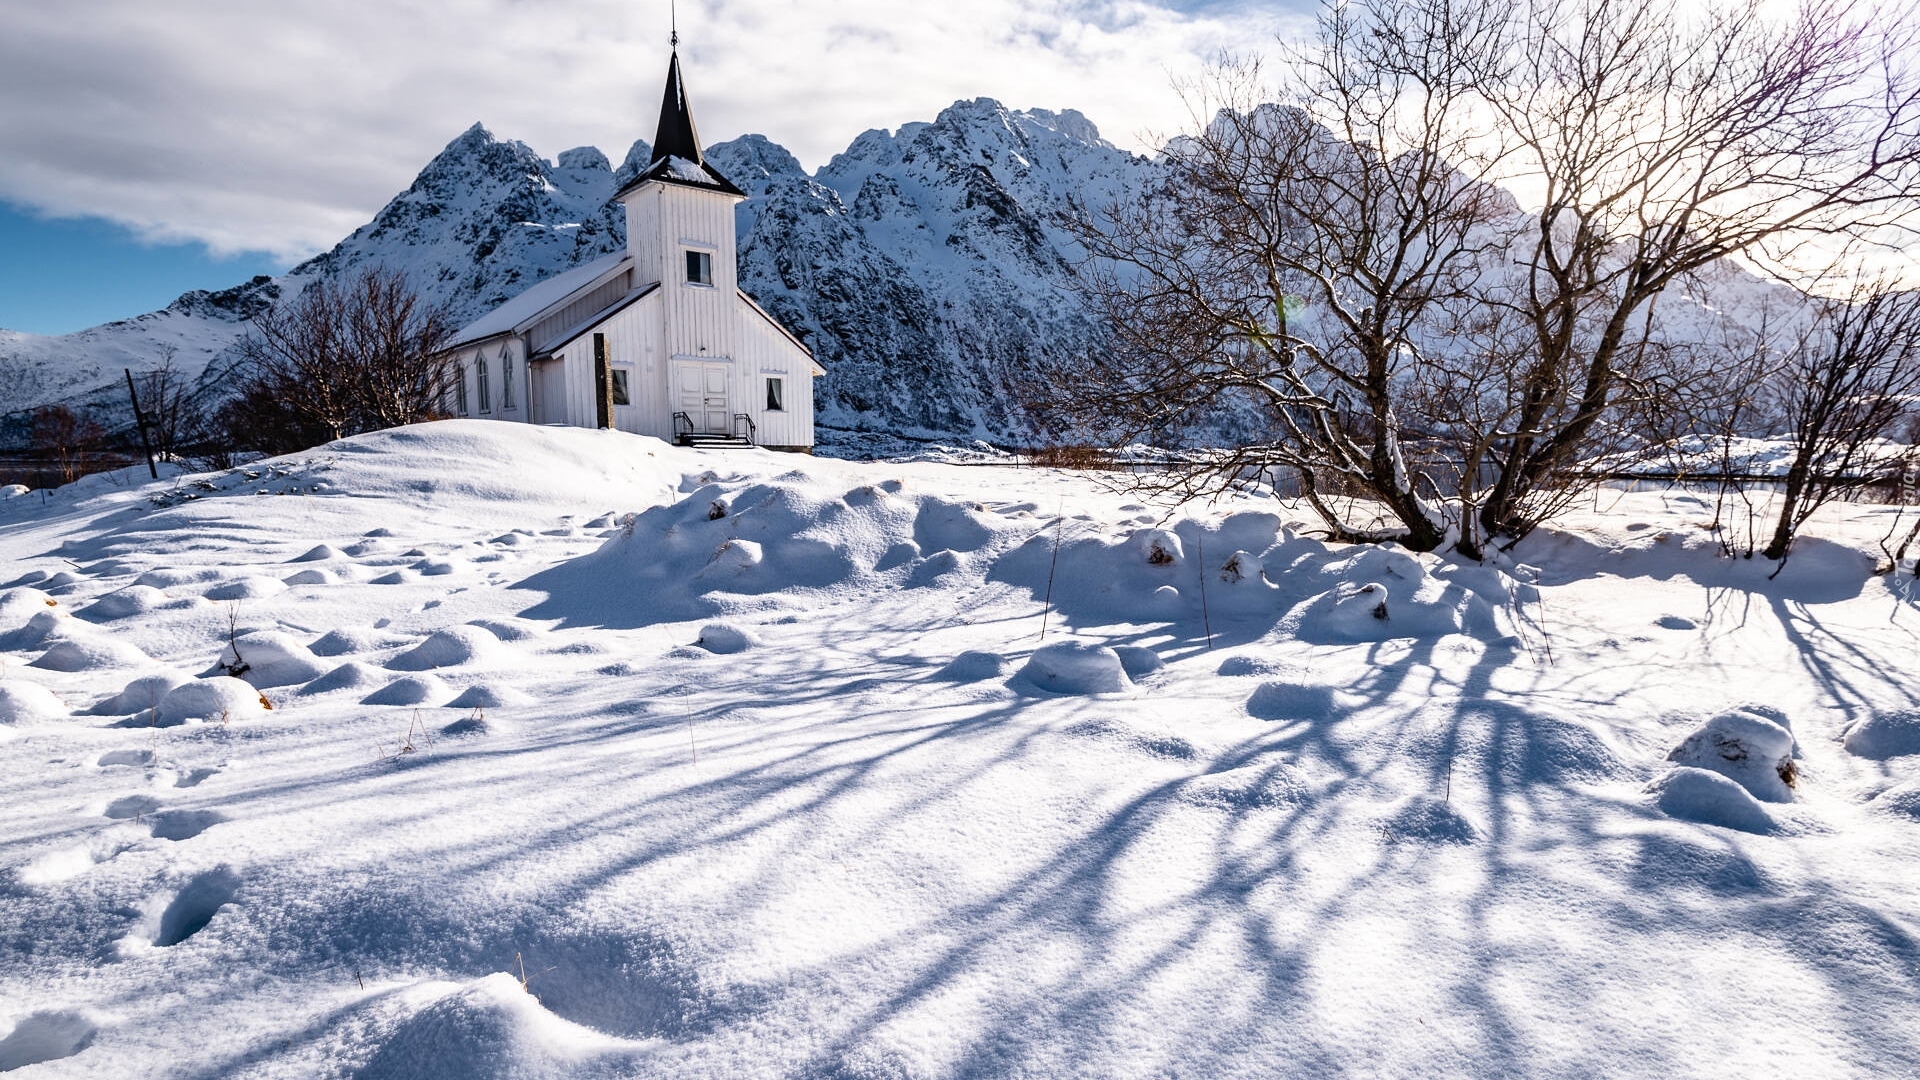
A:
[224,267,455,455]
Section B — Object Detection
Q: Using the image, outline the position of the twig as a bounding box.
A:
[1195,528,1213,650]
[1039,500,1065,641]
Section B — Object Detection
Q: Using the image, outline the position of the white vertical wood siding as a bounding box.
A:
[735,306,816,448]
[551,293,667,437]
[447,179,817,448]
[526,270,632,354]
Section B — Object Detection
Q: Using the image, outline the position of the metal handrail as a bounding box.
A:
[671,412,694,440]
[732,413,757,445]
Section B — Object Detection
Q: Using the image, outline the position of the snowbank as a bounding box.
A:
[1665,708,1799,803]
[1843,709,1920,760]
[1646,766,1776,834]
[156,677,271,725]
[1020,642,1132,694]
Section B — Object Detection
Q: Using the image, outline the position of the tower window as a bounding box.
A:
[685,250,713,286]
[765,377,785,412]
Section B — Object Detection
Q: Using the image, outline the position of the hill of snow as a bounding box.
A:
[1,421,1918,1076]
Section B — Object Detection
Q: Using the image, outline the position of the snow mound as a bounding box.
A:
[204,576,287,602]
[390,627,499,670]
[1112,645,1164,679]
[364,675,450,707]
[283,569,332,587]
[215,631,328,688]
[290,544,343,563]
[135,568,222,589]
[1842,709,1920,760]
[1134,528,1183,566]
[471,619,545,643]
[445,684,533,709]
[701,539,764,576]
[1246,682,1338,722]
[935,651,1006,681]
[1666,708,1799,803]
[158,678,271,725]
[1381,796,1479,844]
[1020,643,1131,695]
[0,610,69,651]
[355,974,631,1080]
[77,585,172,621]
[1870,782,1920,820]
[1217,654,1291,677]
[0,586,57,625]
[0,681,66,725]
[92,672,193,716]
[694,624,754,654]
[31,637,154,673]
[310,628,383,657]
[299,662,385,696]
[1216,549,1268,586]
[1646,766,1776,834]
[1181,764,1305,811]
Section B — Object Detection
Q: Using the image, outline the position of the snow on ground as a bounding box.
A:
[1,420,1917,1078]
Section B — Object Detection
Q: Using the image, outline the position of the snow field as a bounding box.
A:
[0,420,1916,1077]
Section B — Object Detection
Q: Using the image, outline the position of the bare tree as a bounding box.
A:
[135,346,214,464]
[1760,277,1920,563]
[29,405,106,484]
[1054,0,1518,552]
[228,267,454,454]
[1469,0,1920,550]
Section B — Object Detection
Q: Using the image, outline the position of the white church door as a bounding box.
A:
[675,361,731,434]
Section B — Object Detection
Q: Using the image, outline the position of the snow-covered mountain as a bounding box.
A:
[1,101,1148,446]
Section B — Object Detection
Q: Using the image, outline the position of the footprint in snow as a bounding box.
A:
[103,795,163,820]
[150,867,241,948]
[148,809,224,841]
[0,1010,99,1070]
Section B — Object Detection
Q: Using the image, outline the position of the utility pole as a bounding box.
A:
[124,369,158,479]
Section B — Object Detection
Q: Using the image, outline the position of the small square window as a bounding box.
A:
[685,250,713,286]
[611,368,632,407]
[765,377,785,412]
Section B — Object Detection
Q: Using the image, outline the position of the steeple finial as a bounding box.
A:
[670,0,679,49]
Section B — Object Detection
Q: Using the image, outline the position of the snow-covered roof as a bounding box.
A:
[444,253,632,350]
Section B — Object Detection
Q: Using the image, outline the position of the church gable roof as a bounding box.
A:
[444,252,632,350]
[614,51,746,199]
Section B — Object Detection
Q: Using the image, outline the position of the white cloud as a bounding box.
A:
[0,0,1305,262]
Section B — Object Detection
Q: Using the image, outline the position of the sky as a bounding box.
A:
[0,0,1303,336]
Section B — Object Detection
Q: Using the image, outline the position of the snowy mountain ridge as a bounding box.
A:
[0,99,1142,445]
[0,97,1805,449]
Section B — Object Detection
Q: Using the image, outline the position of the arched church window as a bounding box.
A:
[501,347,515,410]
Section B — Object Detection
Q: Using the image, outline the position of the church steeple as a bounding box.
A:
[650,51,704,166]
[615,46,745,198]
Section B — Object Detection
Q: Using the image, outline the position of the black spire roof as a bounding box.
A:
[651,52,702,165]
[615,50,745,199]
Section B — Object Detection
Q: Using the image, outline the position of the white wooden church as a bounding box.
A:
[439,49,823,451]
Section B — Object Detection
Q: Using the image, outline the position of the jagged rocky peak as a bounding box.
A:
[555,146,612,173]
[612,138,654,189]
[165,275,281,323]
[706,135,808,195]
